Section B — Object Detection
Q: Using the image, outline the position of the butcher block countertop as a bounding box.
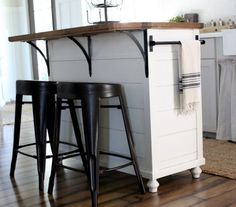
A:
[9,22,203,42]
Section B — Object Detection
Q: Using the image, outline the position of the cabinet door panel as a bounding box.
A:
[201,59,217,132]
[201,38,215,59]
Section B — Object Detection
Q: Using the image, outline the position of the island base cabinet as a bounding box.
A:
[49,28,205,192]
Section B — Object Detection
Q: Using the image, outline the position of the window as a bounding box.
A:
[0,0,32,104]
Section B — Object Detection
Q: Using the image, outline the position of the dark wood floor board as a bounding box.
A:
[6,179,89,207]
[194,179,236,199]
[151,195,202,207]
[1,121,236,206]
[121,176,222,207]
[193,188,236,207]
[227,202,236,207]
[49,174,138,207]
[0,179,39,200]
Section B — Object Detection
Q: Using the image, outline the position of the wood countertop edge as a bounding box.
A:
[9,22,203,42]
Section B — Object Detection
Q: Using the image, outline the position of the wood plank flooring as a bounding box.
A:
[1,121,236,207]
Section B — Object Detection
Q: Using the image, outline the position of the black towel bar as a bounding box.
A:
[149,35,205,52]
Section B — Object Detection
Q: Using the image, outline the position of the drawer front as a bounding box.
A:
[156,130,197,169]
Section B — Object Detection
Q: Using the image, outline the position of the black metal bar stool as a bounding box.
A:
[9,80,84,191]
[48,82,145,207]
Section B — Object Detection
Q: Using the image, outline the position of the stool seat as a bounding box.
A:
[48,82,145,207]
[57,82,121,98]
[16,80,57,95]
[10,80,84,193]
[10,80,58,191]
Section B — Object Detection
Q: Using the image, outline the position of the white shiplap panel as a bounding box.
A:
[148,45,179,61]
[149,84,180,111]
[121,83,145,109]
[149,59,179,86]
[59,120,76,143]
[100,83,145,109]
[99,128,145,159]
[92,59,145,83]
[59,99,145,134]
[150,109,197,137]
[51,59,146,83]
[49,32,144,61]
[51,67,145,109]
[148,29,195,42]
[92,32,143,59]
[49,38,88,61]
[99,108,145,134]
[148,29,195,61]
[60,107,71,122]
[50,61,90,81]
[58,111,145,157]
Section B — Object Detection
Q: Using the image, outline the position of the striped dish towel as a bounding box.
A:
[178,40,201,113]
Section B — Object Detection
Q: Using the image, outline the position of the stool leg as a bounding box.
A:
[32,94,48,191]
[46,95,56,151]
[48,98,62,194]
[68,99,87,172]
[81,95,99,207]
[119,95,146,194]
[10,94,23,177]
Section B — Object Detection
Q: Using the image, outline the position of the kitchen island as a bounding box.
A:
[9,22,205,192]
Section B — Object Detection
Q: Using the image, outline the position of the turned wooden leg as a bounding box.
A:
[147,179,159,193]
[190,166,202,179]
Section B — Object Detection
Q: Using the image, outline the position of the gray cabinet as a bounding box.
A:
[201,38,218,135]
[201,59,217,133]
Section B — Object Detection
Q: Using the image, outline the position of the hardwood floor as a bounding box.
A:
[1,121,236,207]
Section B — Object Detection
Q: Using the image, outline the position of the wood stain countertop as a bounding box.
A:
[9,22,203,42]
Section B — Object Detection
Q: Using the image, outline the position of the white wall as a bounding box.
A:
[122,0,236,23]
[33,0,53,32]
[55,0,86,29]
[55,0,236,28]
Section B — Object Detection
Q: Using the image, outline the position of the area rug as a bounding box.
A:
[0,103,33,126]
[203,138,236,179]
